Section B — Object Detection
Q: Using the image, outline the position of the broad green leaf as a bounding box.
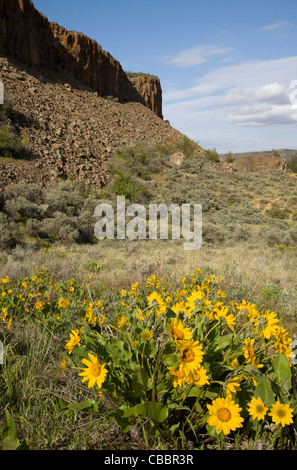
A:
[121,401,169,423]
[212,333,233,352]
[131,367,151,398]
[1,409,20,450]
[254,375,275,406]
[166,308,176,319]
[143,402,169,423]
[272,353,292,389]
[106,339,132,363]
[206,424,217,437]
[163,354,179,367]
[143,340,157,358]
[67,400,99,414]
[2,436,18,451]
[109,408,131,433]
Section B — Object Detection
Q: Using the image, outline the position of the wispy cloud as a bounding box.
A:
[222,83,290,106]
[163,56,297,151]
[163,56,297,101]
[162,45,232,67]
[258,21,290,32]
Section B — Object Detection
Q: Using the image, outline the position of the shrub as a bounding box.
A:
[266,204,290,220]
[0,126,23,158]
[43,212,81,244]
[202,222,227,244]
[110,174,150,202]
[4,182,44,205]
[204,148,221,163]
[44,182,84,217]
[0,212,23,250]
[287,154,297,173]
[4,197,45,220]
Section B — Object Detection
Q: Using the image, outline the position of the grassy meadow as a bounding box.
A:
[1,139,297,450]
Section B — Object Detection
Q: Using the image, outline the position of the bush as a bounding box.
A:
[0,212,23,250]
[287,154,297,173]
[204,148,221,163]
[4,182,44,204]
[0,126,23,158]
[44,182,84,217]
[4,197,45,220]
[110,174,150,202]
[266,204,290,220]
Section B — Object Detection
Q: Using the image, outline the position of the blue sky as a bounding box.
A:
[33,0,297,153]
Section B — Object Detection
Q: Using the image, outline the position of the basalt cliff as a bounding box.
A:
[0,0,182,190]
[0,0,163,117]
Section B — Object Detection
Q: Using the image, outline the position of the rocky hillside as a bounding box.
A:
[0,0,183,190]
[0,0,162,116]
[0,57,184,190]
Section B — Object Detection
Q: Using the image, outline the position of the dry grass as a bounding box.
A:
[1,239,296,334]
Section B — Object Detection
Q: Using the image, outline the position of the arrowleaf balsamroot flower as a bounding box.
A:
[186,365,210,387]
[268,402,294,427]
[65,329,81,354]
[79,353,108,389]
[168,318,192,343]
[168,365,187,388]
[207,397,244,435]
[177,340,204,373]
[140,328,154,342]
[247,397,268,421]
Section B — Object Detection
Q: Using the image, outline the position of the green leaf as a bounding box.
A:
[143,340,157,358]
[272,353,292,389]
[121,401,169,424]
[67,400,99,414]
[166,308,176,319]
[106,339,132,363]
[131,367,152,398]
[163,354,179,368]
[254,375,275,406]
[212,333,233,352]
[109,408,131,433]
[2,436,18,451]
[206,424,217,437]
[1,409,20,451]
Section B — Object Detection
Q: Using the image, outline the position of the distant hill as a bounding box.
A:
[221,149,297,162]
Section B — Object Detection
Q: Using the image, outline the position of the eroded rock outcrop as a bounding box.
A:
[127,74,163,119]
[0,0,163,116]
[226,153,287,173]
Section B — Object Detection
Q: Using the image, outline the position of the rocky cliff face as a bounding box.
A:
[0,0,163,117]
[128,74,163,119]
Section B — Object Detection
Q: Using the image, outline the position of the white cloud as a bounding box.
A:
[163,56,297,151]
[258,21,290,32]
[163,56,297,102]
[222,83,290,106]
[162,45,232,67]
[226,103,297,127]
[223,82,297,127]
